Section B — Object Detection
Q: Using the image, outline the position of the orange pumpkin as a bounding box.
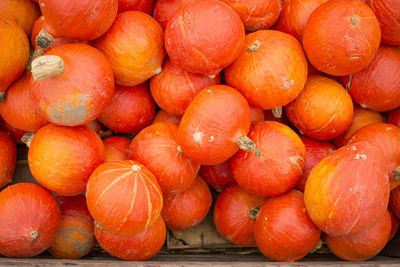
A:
[250,107,264,125]
[0,117,26,144]
[103,136,131,162]
[0,183,60,257]
[0,0,40,36]
[285,75,353,141]
[95,11,165,86]
[225,30,308,110]
[390,186,400,220]
[389,209,399,241]
[302,0,381,76]
[28,124,105,196]
[153,110,181,125]
[118,0,155,13]
[0,130,16,189]
[304,142,390,236]
[198,160,234,192]
[388,108,400,127]
[153,0,180,30]
[86,160,163,236]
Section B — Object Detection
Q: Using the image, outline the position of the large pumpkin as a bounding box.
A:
[0,0,40,35]
[153,0,180,30]
[225,30,308,110]
[94,11,165,86]
[177,85,251,165]
[28,123,105,196]
[118,0,155,13]
[0,183,60,257]
[86,160,163,236]
[198,160,234,192]
[103,136,131,162]
[302,0,381,76]
[165,0,245,76]
[304,142,390,236]
[388,108,400,127]
[0,130,16,189]
[153,110,181,125]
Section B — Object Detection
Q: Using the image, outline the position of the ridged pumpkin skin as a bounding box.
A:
[165,0,245,76]
[86,160,163,236]
[390,187,400,220]
[295,136,335,192]
[231,121,305,197]
[0,183,61,258]
[0,117,26,144]
[0,131,16,189]
[388,108,400,127]
[285,76,353,141]
[48,196,95,259]
[326,210,391,261]
[28,124,105,196]
[198,160,234,192]
[31,43,115,126]
[0,17,30,92]
[214,183,265,245]
[225,30,308,110]
[94,11,165,86]
[255,190,321,262]
[153,0,180,30]
[103,136,131,162]
[39,0,118,40]
[118,0,155,13]
[161,176,212,232]
[302,0,381,76]
[95,216,166,261]
[153,110,181,125]
[177,85,251,165]
[346,46,400,112]
[150,58,221,116]
[304,142,390,236]
[0,0,40,35]
[98,84,155,134]
[0,72,47,132]
[389,209,399,241]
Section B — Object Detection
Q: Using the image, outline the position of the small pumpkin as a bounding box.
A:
[0,0,40,36]
[103,136,131,162]
[153,110,181,125]
[389,209,399,241]
[0,130,16,189]
[198,160,234,192]
[118,0,155,13]
[153,0,180,30]
[388,108,400,127]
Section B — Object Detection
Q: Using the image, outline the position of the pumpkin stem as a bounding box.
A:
[98,129,113,139]
[208,74,217,79]
[94,221,106,232]
[310,239,324,253]
[254,149,262,157]
[36,28,55,50]
[177,145,183,153]
[26,50,45,71]
[237,136,256,151]
[350,16,359,25]
[131,164,141,172]
[247,40,261,52]
[154,67,162,75]
[248,207,260,220]
[272,107,282,118]
[29,230,39,240]
[31,55,64,82]
[393,166,400,182]
[0,92,5,103]
[21,132,35,148]
[345,74,353,90]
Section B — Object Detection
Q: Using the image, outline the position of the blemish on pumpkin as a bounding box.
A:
[328,211,334,219]
[386,127,393,131]
[131,165,141,172]
[30,230,39,240]
[354,154,367,160]
[283,81,290,89]
[328,149,334,154]
[350,16,359,25]
[154,67,162,75]
[193,131,203,143]
[177,145,183,153]
[289,156,304,173]
[360,104,367,108]
[47,95,91,125]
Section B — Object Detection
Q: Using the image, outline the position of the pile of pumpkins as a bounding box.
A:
[0,0,400,262]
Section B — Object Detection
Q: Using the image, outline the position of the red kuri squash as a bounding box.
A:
[153,0,180,30]
[153,110,181,125]
[118,0,155,13]
[0,130,16,189]
[0,0,40,36]
[198,160,234,192]
[103,136,131,162]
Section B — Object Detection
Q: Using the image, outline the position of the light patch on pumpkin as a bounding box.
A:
[387,127,393,131]
[193,131,204,143]
[209,136,215,142]
[354,154,367,160]
[289,156,304,173]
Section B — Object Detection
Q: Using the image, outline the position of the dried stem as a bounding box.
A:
[36,28,55,50]
[272,107,282,118]
[21,132,35,148]
[31,55,64,82]
[237,136,256,151]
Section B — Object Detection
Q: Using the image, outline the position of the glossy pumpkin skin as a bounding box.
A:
[346,46,400,112]
[0,183,61,258]
[255,190,321,262]
[153,0,180,30]
[389,209,399,241]
[231,121,305,197]
[285,75,354,141]
[0,117,26,144]
[198,160,234,192]
[39,0,118,40]
[98,84,155,134]
[0,130,16,189]
[165,0,245,76]
[0,0,40,36]
[0,72,47,132]
[390,187,400,220]
[225,30,308,110]
[177,85,251,165]
[118,0,155,13]
[86,160,163,236]
[31,44,115,126]
[161,176,212,232]
[103,136,131,162]
[95,216,166,261]
[94,11,165,87]
[48,196,95,259]
[28,124,105,196]
[303,0,381,76]
[326,210,391,261]
[0,17,30,92]
[150,58,221,116]
[295,136,335,192]
[153,110,181,125]
[304,141,390,236]
[388,108,400,127]
[214,183,265,245]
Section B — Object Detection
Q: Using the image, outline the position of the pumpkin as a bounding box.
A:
[30,43,115,126]
[97,84,155,134]
[0,183,60,257]
[326,210,391,261]
[255,190,321,261]
[0,17,30,94]
[389,209,399,241]
[285,75,353,141]
[295,136,335,192]
[118,0,155,13]
[150,58,221,116]
[347,123,400,190]
[28,123,105,196]
[388,108,400,127]
[231,121,305,197]
[302,0,381,76]
[177,85,251,165]
[103,136,131,162]
[0,72,47,132]
[165,0,245,76]
[153,0,180,30]
[250,107,264,125]
[86,160,163,236]
[304,141,389,236]
[0,0,40,36]
[95,216,166,261]
[390,186,400,220]
[0,130,16,189]
[161,176,212,232]
[366,0,400,46]
[198,160,234,192]
[214,183,265,245]
[86,120,104,135]
[48,196,95,259]
[345,46,400,112]
[153,110,181,125]
[225,30,308,110]
[0,117,26,144]
[94,11,165,86]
